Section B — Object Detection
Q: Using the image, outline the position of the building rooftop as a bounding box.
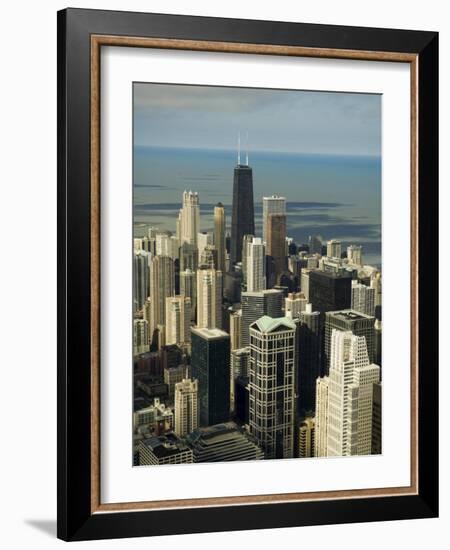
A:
[251,315,296,333]
[241,288,282,297]
[310,269,353,279]
[326,309,374,321]
[141,433,189,458]
[191,327,229,339]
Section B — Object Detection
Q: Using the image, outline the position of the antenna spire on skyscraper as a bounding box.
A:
[245,131,249,166]
[238,131,241,165]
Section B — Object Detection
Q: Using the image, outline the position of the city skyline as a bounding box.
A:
[133,82,382,467]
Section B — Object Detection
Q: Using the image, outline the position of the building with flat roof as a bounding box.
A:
[298,416,315,458]
[324,309,376,373]
[309,270,352,313]
[191,327,230,426]
[139,433,193,465]
[186,422,263,462]
[241,289,283,347]
[174,378,199,437]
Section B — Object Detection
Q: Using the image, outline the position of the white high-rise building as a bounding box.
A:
[351,280,376,316]
[262,195,286,244]
[371,272,382,309]
[149,255,174,335]
[320,329,380,457]
[249,316,296,459]
[285,292,307,319]
[174,378,199,437]
[229,308,242,351]
[165,295,192,346]
[241,234,254,285]
[179,190,200,246]
[198,231,213,261]
[347,244,363,266]
[246,237,266,292]
[156,232,178,258]
[327,239,342,259]
[298,417,315,458]
[196,268,223,329]
[300,269,311,301]
[314,377,330,457]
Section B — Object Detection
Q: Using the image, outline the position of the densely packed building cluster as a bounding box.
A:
[133,154,382,465]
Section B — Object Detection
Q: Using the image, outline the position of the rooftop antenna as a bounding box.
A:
[245,131,249,166]
[238,131,241,165]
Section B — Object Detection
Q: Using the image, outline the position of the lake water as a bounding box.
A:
[134,146,381,267]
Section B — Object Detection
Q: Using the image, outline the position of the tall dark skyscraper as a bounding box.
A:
[191,327,230,426]
[309,270,352,313]
[297,304,322,413]
[230,155,255,267]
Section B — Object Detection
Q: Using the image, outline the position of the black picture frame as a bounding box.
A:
[57,7,438,541]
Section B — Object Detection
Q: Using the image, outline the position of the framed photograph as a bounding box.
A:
[57,8,438,541]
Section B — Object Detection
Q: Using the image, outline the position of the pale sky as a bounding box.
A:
[134,82,381,157]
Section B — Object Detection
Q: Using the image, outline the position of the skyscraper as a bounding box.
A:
[214,202,226,273]
[324,309,376,373]
[298,417,315,458]
[322,330,380,456]
[266,213,287,287]
[164,363,186,402]
[371,271,382,320]
[229,308,242,351]
[241,289,283,347]
[230,347,251,413]
[196,268,223,329]
[179,242,198,272]
[149,255,175,335]
[241,234,254,287]
[347,244,363,266]
[371,382,382,454]
[314,376,330,457]
[249,316,296,459]
[133,319,149,355]
[156,231,178,259]
[308,234,323,255]
[300,269,311,301]
[179,190,200,246]
[262,195,286,245]
[174,378,199,437]
[197,231,213,260]
[298,304,322,413]
[186,422,264,462]
[133,250,150,313]
[165,295,191,346]
[351,280,376,316]
[199,244,217,270]
[327,239,342,259]
[191,327,230,426]
[285,292,307,319]
[230,157,254,267]
[309,270,352,313]
[246,237,266,292]
[179,268,196,320]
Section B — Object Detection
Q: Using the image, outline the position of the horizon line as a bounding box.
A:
[134,144,381,159]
